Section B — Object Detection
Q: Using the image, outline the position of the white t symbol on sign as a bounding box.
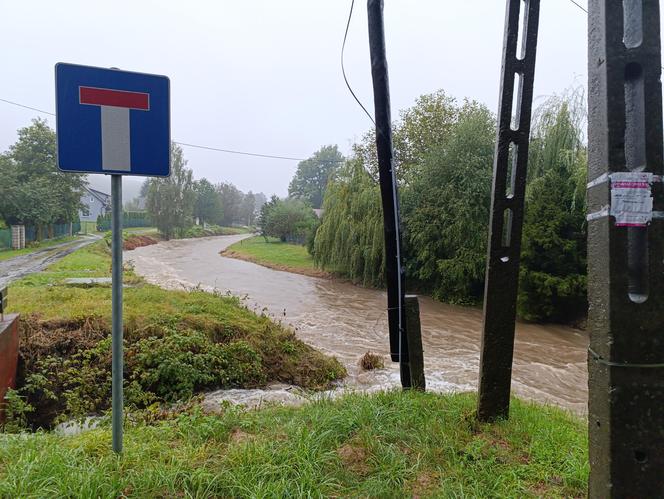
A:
[79,86,150,172]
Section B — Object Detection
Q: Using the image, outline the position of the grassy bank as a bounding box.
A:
[100,225,253,251]
[4,241,345,430]
[183,224,252,238]
[0,391,588,497]
[222,236,329,278]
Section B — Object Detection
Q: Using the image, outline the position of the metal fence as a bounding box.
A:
[0,229,11,250]
[96,212,151,232]
[0,222,81,251]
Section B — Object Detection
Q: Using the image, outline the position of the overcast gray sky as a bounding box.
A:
[1,1,592,197]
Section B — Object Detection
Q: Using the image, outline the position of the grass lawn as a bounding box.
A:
[78,221,100,234]
[0,391,588,497]
[123,226,158,235]
[5,241,345,430]
[0,236,79,262]
[218,225,254,235]
[223,236,328,278]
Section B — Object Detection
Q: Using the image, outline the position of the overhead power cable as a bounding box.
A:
[567,0,587,14]
[173,142,306,161]
[2,0,607,163]
[0,97,55,116]
[341,0,376,126]
[0,96,347,163]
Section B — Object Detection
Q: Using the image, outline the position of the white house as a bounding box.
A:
[79,186,111,222]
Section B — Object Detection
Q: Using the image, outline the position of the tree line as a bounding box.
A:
[145,143,267,239]
[309,89,587,324]
[0,119,267,241]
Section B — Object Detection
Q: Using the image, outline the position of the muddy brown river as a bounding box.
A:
[128,235,588,414]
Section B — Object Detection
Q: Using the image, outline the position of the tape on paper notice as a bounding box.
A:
[610,172,654,227]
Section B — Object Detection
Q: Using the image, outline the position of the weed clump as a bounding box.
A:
[359,351,384,370]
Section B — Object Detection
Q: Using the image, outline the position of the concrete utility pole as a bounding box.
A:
[587,0,664,496]
[366,0,409,378]
[476,0,540,422]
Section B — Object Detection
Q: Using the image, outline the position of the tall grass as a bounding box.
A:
[0,391,588,497]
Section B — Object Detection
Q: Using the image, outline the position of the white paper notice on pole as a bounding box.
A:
[609,172,654,227]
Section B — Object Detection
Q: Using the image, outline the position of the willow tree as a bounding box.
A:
[313,160,385,286]
[288,145,344,209]
[518,91,588,322]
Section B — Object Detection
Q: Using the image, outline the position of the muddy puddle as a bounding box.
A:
[128,235,588,414]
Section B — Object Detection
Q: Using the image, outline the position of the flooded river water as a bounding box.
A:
[129,235,588,414]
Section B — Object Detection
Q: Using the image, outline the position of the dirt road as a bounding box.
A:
[0,235,101,288]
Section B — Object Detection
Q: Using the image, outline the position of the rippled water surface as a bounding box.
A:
[129,235,588,413]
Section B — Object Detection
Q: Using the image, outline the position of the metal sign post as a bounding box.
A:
[476,0,540,422]
[56,63,170,453]
[110,175,123,453]
[587,0,664,495]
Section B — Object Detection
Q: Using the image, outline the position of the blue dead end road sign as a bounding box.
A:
[56,62,170,177]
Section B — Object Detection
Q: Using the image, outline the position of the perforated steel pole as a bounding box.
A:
[587,0,664,495]
[477,0,540,422]
[111,174,123,453]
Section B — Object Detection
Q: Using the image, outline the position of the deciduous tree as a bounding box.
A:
[288,145,344,209]
[403,100,495,303]
[217,182,243,226]
[0,119,85,231]
[260,197,317,243]
[193,178,223,225]
[146,143,195,239]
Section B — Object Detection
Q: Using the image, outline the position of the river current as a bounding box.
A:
[128,235,588,414]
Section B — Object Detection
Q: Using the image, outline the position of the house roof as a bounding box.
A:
[84,186,111,205]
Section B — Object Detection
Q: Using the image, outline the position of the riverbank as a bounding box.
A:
[0,390,588,497]
[221,236,331,278]
[129,235,589,414]
[114,225,253,251]
[4,240,345,430]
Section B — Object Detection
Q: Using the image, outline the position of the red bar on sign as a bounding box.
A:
[79,86,149,110]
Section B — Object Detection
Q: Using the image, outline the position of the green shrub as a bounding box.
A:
[133,331,265,401]
[1,389,34,433]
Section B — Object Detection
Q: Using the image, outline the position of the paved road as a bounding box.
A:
[0,234,101,288]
